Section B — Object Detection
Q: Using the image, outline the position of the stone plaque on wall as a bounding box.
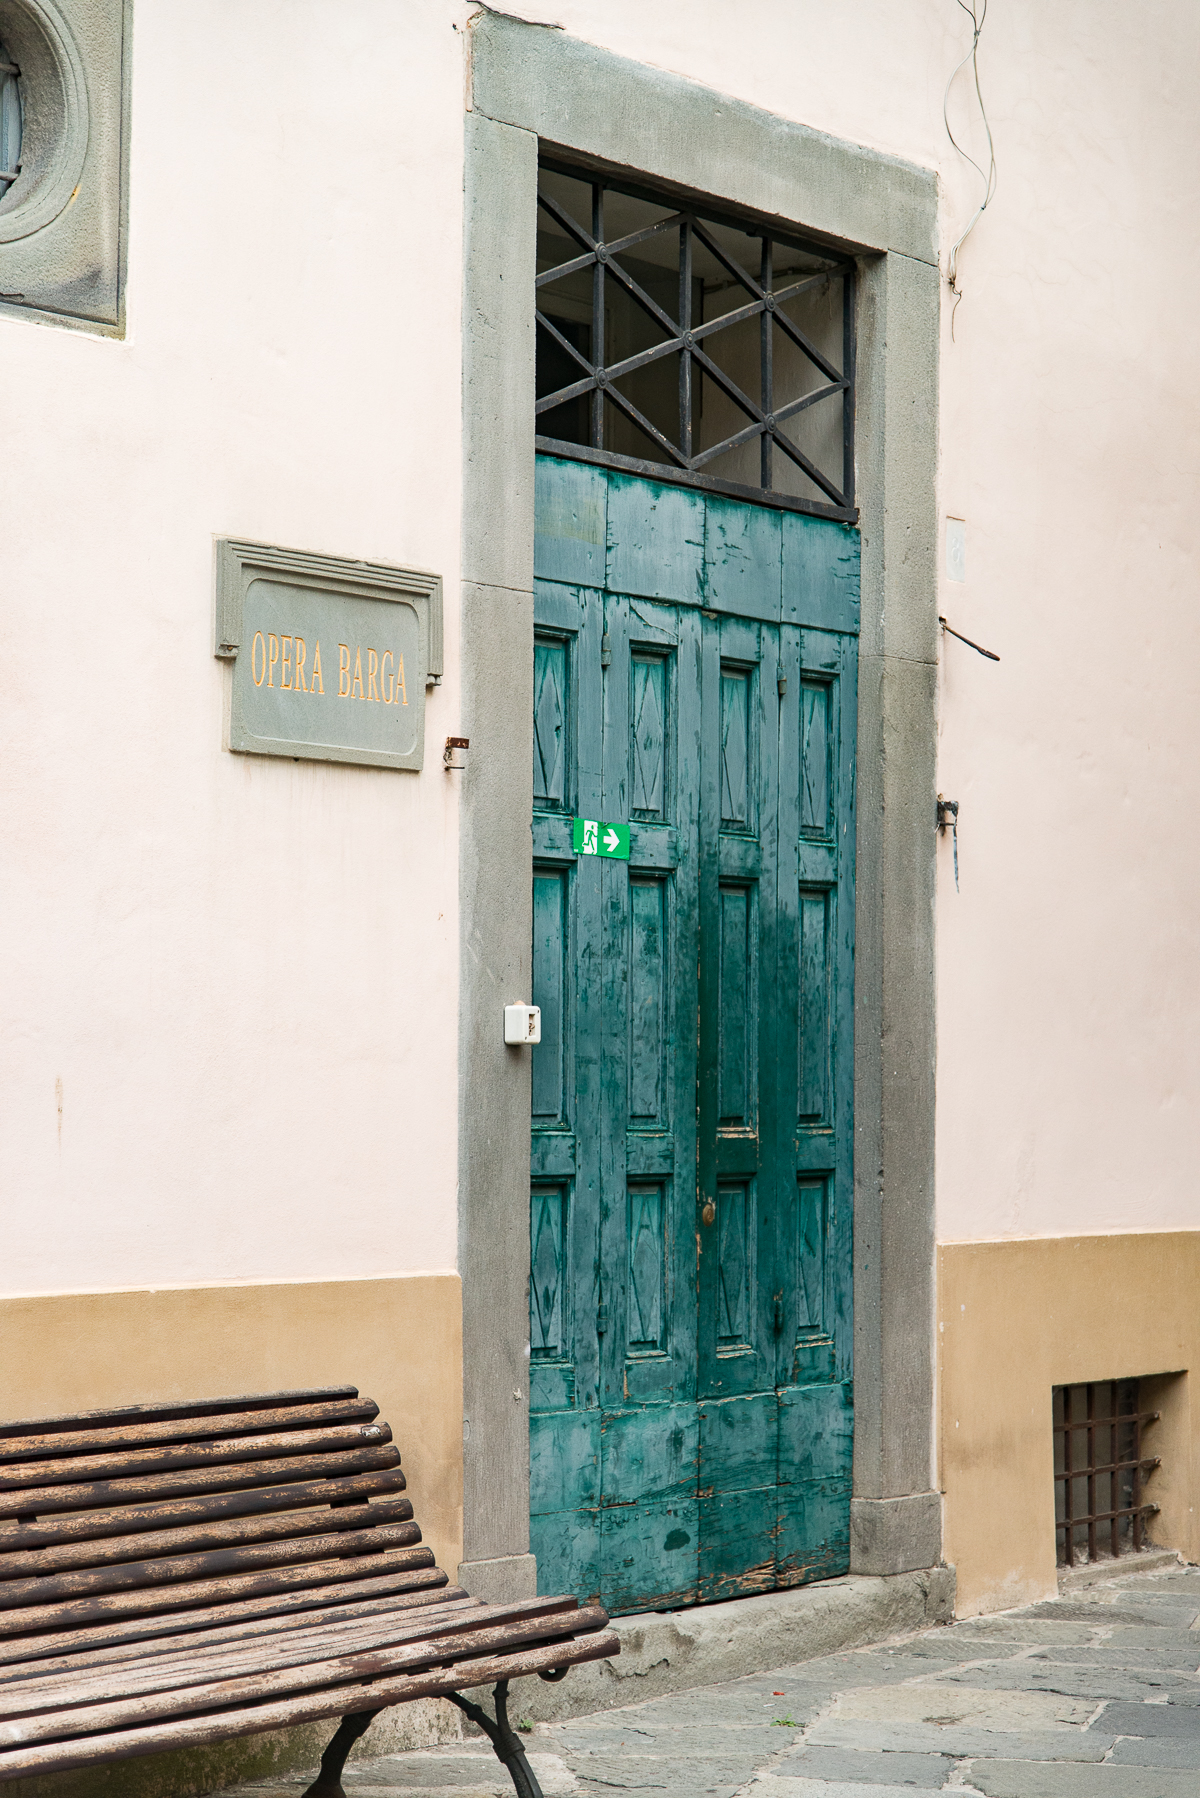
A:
[214,540,442,771]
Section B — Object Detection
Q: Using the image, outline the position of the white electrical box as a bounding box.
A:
[504,1003,541,1046]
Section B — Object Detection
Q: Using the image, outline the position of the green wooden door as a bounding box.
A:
[530,456,857,1613]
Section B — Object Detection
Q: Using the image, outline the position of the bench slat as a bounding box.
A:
[0,1607,612,1744]
[0,1468,407,1554]
[0,1597,579,1712]
[0,1632,620,1781]
[0,1497,414,1580]
[0,1400,382,1466]
[0,1570,457,1668]
[0,1520,424,1610]
[0,1444,402,1520]
[0,1592,487,1688]
[0,1546,437,1637]
[0,1422,392,1494]
[0,1386,621,1787]
[0,1390,361,1442]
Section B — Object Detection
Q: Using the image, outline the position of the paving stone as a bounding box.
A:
[1108,1733,1200,1767]
[1026,1641,1200,1669]
[747,1781,952,1798]
[569,1751,754,1792]
[767,1656,940,1692]
[549,1723,787,1749]
[810,1680,1094,1731]
[796,1719,1111,1760]
[1011,1601,1144,1622]
[1118,1576,1200,1596]
[867,1634,1033,1662]
[1090,1600,1200,1627]
[964,1762,1200,1797]
[340,1786,509,1797]
[1092,1698,1200,1736]
[339,1750,578,1794]
[807,1651,993,1685]
[929,1660,1200,1701]
[548,1692,812,1738]
[947,1619,1100,1645]
[773,1744,955,1784]
[561,1734,789,1766]
[656,1675,826,1709]
[1104,1623,1200,1647]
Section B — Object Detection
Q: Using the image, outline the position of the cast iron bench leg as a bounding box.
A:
[302,1708,382,1796]
[447,1678,545,1798]
[304,1674,558,1798]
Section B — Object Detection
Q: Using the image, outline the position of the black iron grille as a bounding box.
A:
[536,161,856,521]
[1053,1380,1159,1568]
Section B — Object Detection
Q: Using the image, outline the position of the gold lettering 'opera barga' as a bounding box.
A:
[248,631,409,706]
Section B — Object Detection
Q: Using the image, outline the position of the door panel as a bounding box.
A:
[531,457,857,1614]
[717,886,755,1127]
[531,870,569,1124]
[629,879,667,1124]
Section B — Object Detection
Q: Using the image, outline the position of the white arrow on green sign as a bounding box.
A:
[572,817,630,860]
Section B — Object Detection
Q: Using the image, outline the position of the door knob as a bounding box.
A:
[701,1198,716,1226]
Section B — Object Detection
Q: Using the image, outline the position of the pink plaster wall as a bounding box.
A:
[1,2,1194,1295]
[552,0,1200,1244]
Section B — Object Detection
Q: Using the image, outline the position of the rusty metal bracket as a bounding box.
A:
[937,795,960,891]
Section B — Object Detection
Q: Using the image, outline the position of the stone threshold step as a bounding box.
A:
[509,1565,956,1725]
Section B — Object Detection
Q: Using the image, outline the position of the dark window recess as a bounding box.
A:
[0,42,20,200]
[536,160,856,521]
[1053,1380,1160,1568]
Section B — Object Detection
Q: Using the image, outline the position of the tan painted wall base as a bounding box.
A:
[0,1275,463,1578]
[940,1233,1200,1617]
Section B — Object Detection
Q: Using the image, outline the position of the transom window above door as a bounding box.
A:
[536,159,857,522]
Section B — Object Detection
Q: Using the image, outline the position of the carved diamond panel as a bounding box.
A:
[800,679,831,837]
[530,1185,567,1359]
[534,636,568,808]
[796,1177,826,1334]
[632,654,667,816]
[720,669,749,827]
[717,1184,751,1348]
[628,1185,665,1352]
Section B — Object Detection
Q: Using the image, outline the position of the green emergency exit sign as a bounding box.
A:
[573,817,631,860]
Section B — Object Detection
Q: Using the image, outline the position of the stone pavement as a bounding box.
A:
[225,1562,1200,1798]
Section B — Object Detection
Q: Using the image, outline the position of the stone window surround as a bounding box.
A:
[0,0,130,332]
[457,10,942,1604]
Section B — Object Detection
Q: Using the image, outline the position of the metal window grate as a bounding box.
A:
[535,159,857,521]
[1053,1379,1160,1568]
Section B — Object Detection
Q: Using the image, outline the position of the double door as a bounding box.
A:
[530,458,857,1613]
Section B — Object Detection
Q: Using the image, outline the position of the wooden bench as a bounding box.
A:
[0,1386,617,1798]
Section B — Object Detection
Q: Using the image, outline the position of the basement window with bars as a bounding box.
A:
[1053,1380,1160,1568]
[535,159,857,521]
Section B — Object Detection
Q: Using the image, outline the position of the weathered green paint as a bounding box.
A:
[530,457,857,1614]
